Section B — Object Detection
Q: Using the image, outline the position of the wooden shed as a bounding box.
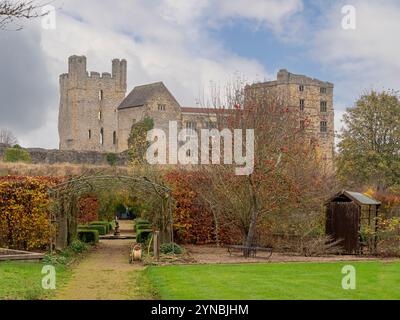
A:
[325,191,381,254]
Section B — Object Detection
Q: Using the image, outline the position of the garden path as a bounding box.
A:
[55,220,151,300]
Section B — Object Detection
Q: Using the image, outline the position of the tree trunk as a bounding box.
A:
[56,212,68,250]
[244,176,258,257]
[244,208,258,257]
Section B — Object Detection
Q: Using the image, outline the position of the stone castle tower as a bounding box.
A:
[58,55,127,152]
[246,69,335,165]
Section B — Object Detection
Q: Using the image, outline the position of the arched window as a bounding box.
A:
[113,131,117,145]
[100,128,104,145]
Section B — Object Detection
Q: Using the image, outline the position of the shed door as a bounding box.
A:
[326,202,360,254]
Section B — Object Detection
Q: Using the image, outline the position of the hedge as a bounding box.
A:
[3,146,31,163]
[136,229,152,243]
[77,195,99,224]
[77,230,99,243]
[135,224,151,233]
[0,176,62,251]
[83,224,107,235]
[136,218,150,224]
[89,221,110,234]
[135,219,151,233]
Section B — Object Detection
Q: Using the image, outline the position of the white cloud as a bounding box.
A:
[3,0,346,150]
[22,0,298,148]
[313,0,400,105]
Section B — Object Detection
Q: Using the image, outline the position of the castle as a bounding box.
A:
[58,56,335,164]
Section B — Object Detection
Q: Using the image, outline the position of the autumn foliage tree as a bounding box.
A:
[0,176,62,251]
[185,81,333,251]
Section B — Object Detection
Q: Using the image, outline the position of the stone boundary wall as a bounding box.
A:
[0,143,129,166]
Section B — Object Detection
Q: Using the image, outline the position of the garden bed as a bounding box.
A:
[184,245,382,264]
[0,248,44,262]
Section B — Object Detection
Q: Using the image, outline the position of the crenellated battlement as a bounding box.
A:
[64,55,127,87]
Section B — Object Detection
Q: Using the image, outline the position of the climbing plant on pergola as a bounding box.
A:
[48,173,173,250]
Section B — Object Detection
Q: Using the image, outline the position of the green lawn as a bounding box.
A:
[0,262,70,300]
[146,261,400,300]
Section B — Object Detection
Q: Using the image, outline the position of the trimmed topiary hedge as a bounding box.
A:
[89,221,110,234]
[136,229,152,243]
[135,219,151,233]
[85,224,107,235]
[77,229,99,243]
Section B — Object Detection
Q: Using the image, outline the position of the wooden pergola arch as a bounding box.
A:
[48,174,173,250]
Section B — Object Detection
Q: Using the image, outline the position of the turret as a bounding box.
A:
[112,58,127,92]
[68,55,87,87]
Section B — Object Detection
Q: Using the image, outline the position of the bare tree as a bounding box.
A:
[0,128,17,145]
[0,0,49,30]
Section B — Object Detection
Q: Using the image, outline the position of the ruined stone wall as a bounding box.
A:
[0,144,129,166]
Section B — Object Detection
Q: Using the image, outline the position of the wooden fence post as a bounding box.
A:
[153,231,160,261]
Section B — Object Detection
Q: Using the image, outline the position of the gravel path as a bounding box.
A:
[55,220,150,300]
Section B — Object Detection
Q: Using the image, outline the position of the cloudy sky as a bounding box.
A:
[0,0,399,148]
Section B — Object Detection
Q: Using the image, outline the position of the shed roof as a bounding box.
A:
[325,190,381,206]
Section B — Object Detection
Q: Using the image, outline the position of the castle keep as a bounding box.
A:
[58,56,335,164]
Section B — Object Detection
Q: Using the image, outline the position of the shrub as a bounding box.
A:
[77,229,99,243]
[160,242,183,254]
[43,240,88,264]
[136,229,152,243]
[70,239,88,253]
[43,253,68,265]
[0,176,62,251]
[3,146,31,163]
[106,153,117,166]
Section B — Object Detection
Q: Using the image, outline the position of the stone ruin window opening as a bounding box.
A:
[320,101,327,113]
[88,129,91,139]
[113,131,117,145]
[158,104,166,111]
[320,121,328,133]
[320,87,327,94]
[299,99,305,111]
[98,110,102,121]
[99,90,104,101]
[100,128,104,145]
[299,85,304,92]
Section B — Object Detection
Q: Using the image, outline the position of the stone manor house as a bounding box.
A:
[58,56,335,164]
